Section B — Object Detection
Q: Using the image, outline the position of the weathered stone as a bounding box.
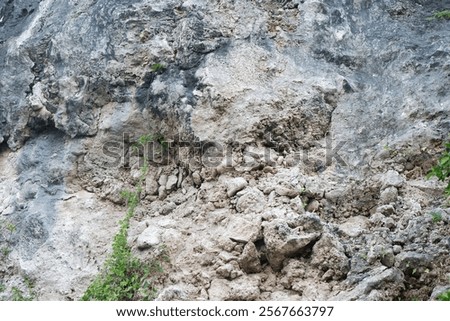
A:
[192,172,202,186]
[166,175,178,191]
[238,242,262,274]
[158,186,167,200]
[430,285,450,301]
[333,267,404,300]
[380,187,398,204]
[226,177,248,197]
[311,232,350,280]
[380,248,395,268]
[160,202,177,216]
[158,174,168,187]
[338,216,369,238]
[263,218,322,271]
[306,200,320,213]
[236,187,266,213]
[275,186,299,198]
[395,252,433,273]
[325,189,346,203]
[208,276,260,301]
[216,261,242,280]
[376,205,396,216]
[226,217,261,244]
[145,177,159,196]
[381,170,405,190]
[137,227,161,250]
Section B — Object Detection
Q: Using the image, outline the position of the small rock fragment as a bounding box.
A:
[226,177,248,197]
[166,175,178,191]
[137,226,161,250]
[238,242,262,273]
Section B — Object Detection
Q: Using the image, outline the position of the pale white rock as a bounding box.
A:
[137,226,161,250]
[166,175,178,191]
[158,174,168,187]
[145,177,159,195]
[192,171,202,186]
[275,186,299,198]
[208,276,260,300]
[338,216,369,238]
[226,217,261,244]
[225,177,248,197]
[236,187,266,213]
[381,170,405,190]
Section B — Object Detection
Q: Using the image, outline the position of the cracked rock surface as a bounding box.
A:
[0,0,449,300]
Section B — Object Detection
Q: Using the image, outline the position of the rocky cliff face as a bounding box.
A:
[0,0,449,300]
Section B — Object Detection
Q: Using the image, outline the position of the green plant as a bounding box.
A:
[0,283,5,293]
[132,133,169,157]
[82,157,166,301]
[430,212,443,223]
[427,141,450,196]
[11,287,33,301]
[137,134,155,146]
[5,223,16,233]
[438,289,450,301]
[1,247,11,257]
[432,10,450,20]
[155,134,169,151]
[150,63,166,73]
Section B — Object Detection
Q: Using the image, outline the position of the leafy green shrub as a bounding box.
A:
[427,141,450,196]
[437,289,450,301]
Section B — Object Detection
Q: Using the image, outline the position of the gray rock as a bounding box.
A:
[376,205,396,216]
[192,172,202,186]
[155,285,189,301]
[333,267,404,300]
[226,177,248,197]
[263,218,322,271]
[381,170,405,190]
[338,216,369,238]
[145,177,159,196]
[311,232,350,280]
[236,187,266,213]
[275,186,299,198]
[166,175,178,191]
[158,175,168,187]
[395,252,433,274]
[380,248,395,268]
[325,189,346,203]
[158,186,167,200]
[393,245,402,255]
[238,242,262,274]
[306,200,320,213]
[208,276,260,301]
[160,202,177,216]
[216,261,242,280]
[380,187,398,204]
[137,227,161,250]
[226,217,261,244]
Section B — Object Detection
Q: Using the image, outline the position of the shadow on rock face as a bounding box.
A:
[12,129,70,259]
